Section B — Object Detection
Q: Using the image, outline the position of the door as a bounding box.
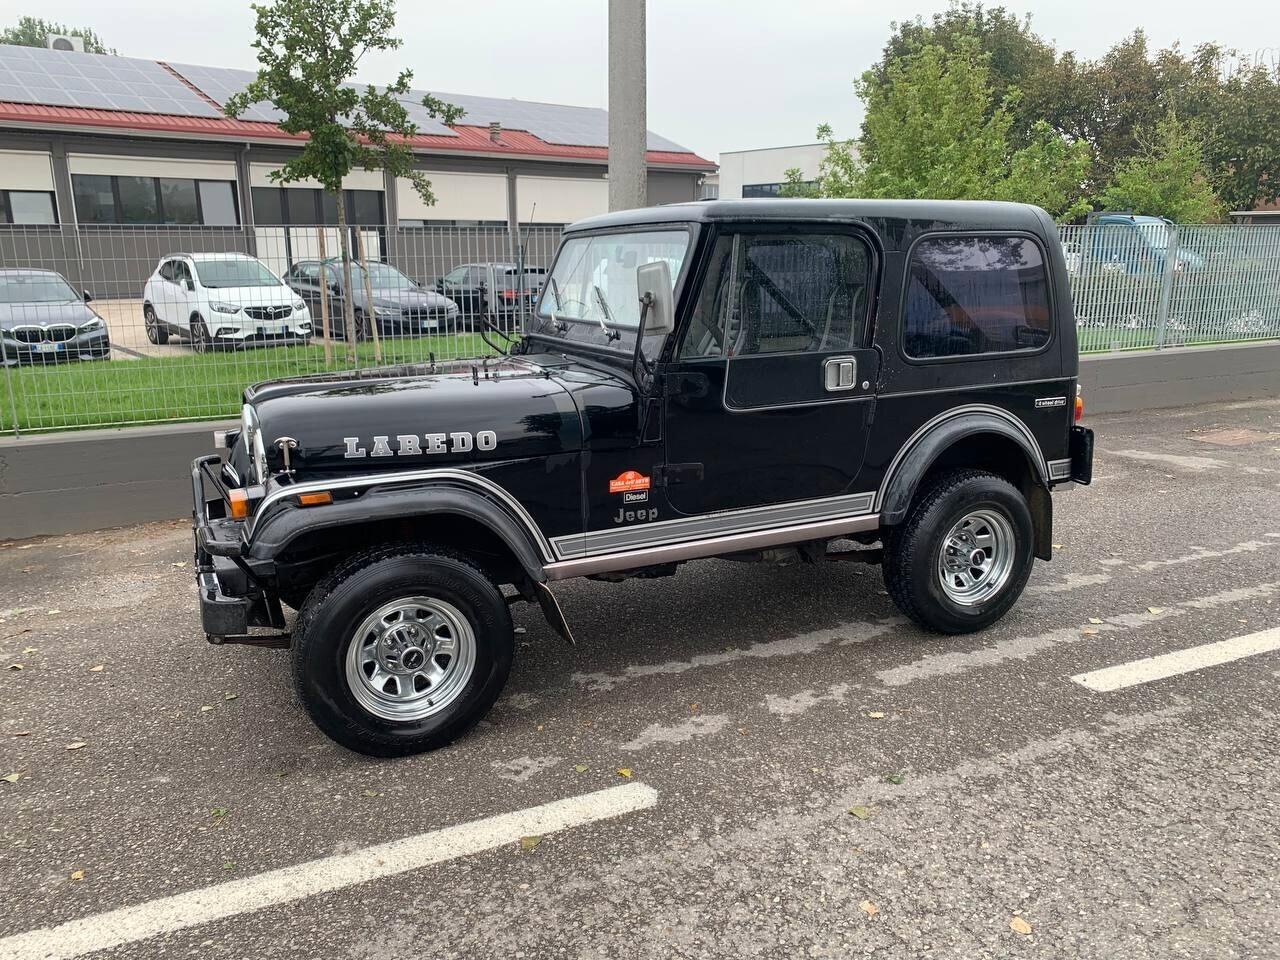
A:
[663,226,880,516]
[168,259,195,332]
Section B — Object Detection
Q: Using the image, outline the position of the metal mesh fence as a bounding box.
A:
[3,221,1280,434]
[0,223,562,434]
[1058,223,1280,353]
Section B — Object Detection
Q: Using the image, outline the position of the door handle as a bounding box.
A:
[823,356,858,392]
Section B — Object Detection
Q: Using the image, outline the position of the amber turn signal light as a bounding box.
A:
[1074,390,1085,423]
[297,491,333,507]
[227,488,250,520]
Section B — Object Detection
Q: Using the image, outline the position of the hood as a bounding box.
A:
[201,284,295,307]
[243,356,593,479]
[358,286,453,311]
[0,300,97,329]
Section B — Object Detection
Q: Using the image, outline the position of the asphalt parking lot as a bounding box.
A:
[2,396,1279,959]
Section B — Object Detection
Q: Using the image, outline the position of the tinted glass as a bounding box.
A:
[158,178,199,224]
[287,188,318,225]
[159,260,176,281]
[195,258,280,288]
[348,189,383,225]
[320,190,339,225]
[252,187,284,225]
[118,176,159,223]
[903,236,1050,359]
[72,174,116,223]
[681,232,871,358]
[8,191,56,224]
[0,274,78,303]
[199,181,238,226]
[363,262,413,287]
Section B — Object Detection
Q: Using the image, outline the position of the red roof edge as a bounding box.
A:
[0,101,718,170]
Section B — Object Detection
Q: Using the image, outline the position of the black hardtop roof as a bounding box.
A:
[567,198,1053,237]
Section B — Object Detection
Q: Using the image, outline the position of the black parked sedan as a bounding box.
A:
[285,260,460,339]
[0,269,110,364]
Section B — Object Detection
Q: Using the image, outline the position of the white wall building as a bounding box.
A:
[717,143,841,199]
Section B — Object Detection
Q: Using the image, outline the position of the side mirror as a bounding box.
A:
[185,279,195,292]
[82,289,93,303]
[636,260,674,337]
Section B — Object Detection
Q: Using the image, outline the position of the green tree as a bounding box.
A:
[225,0,460,363]
[778,167,820,198]
[813,41,1091,220]
[0,16,114,54]
[1097,114,1224,221]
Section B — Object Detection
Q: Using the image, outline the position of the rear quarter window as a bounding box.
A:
[903,235,1051,360]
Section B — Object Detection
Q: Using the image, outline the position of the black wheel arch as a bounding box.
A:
[247,483,549,589]
[879,413,1053,560]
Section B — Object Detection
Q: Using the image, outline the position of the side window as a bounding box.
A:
[295,263,318,282]
[159,260,176,282]
[444,266,468,284]
[173,261,192,285]
[680,232,871,359]
[468,266,487,285]
[903,236,1050,360]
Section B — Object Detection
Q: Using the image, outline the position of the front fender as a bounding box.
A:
[245,481,549,583]
[878,412,1049,526]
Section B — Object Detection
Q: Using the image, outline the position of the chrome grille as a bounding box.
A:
[9,324,77,343]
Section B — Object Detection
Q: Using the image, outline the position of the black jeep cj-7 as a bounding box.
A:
[192,199,1094,756]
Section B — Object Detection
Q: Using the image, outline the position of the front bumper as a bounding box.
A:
[191,455,286,642]
[2,328,110,364]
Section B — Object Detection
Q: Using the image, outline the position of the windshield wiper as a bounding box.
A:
[592,284,621,342]
[548,277,567,333]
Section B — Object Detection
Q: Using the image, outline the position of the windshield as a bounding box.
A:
[196,259,281,288]
[534,229,690,348]
[361,262,416,288]
[0,274,78,303]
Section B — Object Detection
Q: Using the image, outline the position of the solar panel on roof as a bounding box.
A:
[166,63,281,123]
[0,44,221,118]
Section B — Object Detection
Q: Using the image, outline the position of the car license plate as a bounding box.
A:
[36,341,59,354]
[420,320,438,332]
[259,322,285,335]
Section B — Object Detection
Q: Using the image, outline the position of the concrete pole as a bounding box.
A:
[608,0,647,211]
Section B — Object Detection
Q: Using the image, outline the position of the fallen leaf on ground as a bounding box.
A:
[1010,916,1032,935]
[1147,606,1165,614]
[616,767,633,779]
[519,835,541,852]
[848,805,874,820]
[1088,617,1103,624]
[65,741,86,751]
[172,561,187,569]
[200,705,214,712]
[8,663,23,671]
[884,772,905,785]
[2,773,20,783]
[211,807,228,818]
[222,861,234,871]
[1052,543,1064,549]
[89,665,104,673]
[224,694,238,701]
[860,900,879,917]
[46,609,61,615]
[574,764,588,773]
[10,731,30,737]
[69,870,84,882]
[22,646,36,654]
[866,711,885,719]
[362,789,380,797]
[1082,628,1099,636]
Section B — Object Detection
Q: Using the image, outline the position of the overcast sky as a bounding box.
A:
[15,0,1278,159]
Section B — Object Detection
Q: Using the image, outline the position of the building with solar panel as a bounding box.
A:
[0,42,715,294]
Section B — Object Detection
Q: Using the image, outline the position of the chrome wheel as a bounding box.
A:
[344,596,477,722]
[936,509,1016,607]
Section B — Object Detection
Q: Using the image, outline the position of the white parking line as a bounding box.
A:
[0,783,658,960]
[1070,627,1280,693]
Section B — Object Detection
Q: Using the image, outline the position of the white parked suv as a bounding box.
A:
[143,253,313,352]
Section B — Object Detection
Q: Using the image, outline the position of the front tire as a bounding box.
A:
[190,316,211,354]
[882,469,1034,634]
[292,543,514,757]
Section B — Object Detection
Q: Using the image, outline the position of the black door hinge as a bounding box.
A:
[653,462,703,486]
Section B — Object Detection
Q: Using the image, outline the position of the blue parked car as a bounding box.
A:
[1089,214,1206,275]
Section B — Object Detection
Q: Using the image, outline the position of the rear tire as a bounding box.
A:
[292,543,514,757]
[882,469,1034,634]
[144,304,168,344]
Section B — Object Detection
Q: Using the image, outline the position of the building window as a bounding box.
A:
[0,190,58,224]
[903,235,1051,360]
[70,174,240,225]
[741,182,817,199]
[252,186,387,227]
